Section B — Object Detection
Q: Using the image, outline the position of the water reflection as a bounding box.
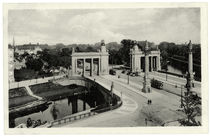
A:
[11,89,106,128]
[50,103,59,120]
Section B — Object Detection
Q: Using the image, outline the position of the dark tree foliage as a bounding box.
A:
[179,91,201,126]
[75,47,82,52]
[25,56,43,71]
[59,48,71,56]
[109,49,123,65]
[158,42,201,80]
[85,46,97,52]
[120,39,136,66]
[21,52,29,58]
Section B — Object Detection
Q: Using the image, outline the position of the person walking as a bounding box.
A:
[145,118,148,126]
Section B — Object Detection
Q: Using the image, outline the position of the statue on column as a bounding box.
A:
[185,40,195,92]
[142,40,152,93]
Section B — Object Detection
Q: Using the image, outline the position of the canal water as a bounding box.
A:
[10,86,109,128]
[14,98,91,127]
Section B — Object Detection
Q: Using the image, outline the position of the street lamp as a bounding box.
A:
[165,61,170,81]
[180,85,184,108]
[127,73,130,84]
[128,48,132,84]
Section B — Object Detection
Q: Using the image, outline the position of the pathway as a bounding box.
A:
[25,86,42,100]
[9,75,65,89]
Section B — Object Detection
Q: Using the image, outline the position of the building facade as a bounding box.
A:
[15,44,42,55]
[71,40,109,76]
[130,44,161,73]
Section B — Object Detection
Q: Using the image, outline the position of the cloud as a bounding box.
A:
[8,8,200,45]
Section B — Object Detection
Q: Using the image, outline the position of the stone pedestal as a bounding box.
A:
[142,41,151,93]
[186,40,195,90]
[142,79,151,93]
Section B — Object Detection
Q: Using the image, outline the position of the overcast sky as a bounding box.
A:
[8,8,200,45]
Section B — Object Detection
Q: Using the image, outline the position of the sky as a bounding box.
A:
[8,8,200,45]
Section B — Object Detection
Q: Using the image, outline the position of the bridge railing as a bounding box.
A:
[48,111,97,127]
[91,100,123,113]
[47,99,123,128]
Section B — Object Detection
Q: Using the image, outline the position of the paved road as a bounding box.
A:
[116,70,201,96]
[56,75,184,127]
[56,76,148,127]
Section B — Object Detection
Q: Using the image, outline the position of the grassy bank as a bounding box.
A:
[30,82,86,101]
[9,87,38,108]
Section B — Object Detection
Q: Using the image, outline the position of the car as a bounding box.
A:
[109,69,116,75]
[130,72,136,77]
[134,72,140,76]
[121,70,126,74]
[127,71,131,75]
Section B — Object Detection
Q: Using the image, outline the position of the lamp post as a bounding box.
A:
[111,81,114,98]
[112,53,114,69]
[127,73,130,84]
[127,49,132,84]
[165,61,170,81]
[180,85,184,108]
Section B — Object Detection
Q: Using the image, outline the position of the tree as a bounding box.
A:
[75,47,81,52]
[60,48,71,56]
[85,46,95,52]
[179,91,201,126]
[120,39,135,66]
[25,57,43,71]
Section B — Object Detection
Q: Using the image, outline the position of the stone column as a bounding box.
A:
[139,57,141,72]
[83,95,86,111]
[149,56,151,72]
[151,56,153,72]
[132,56,135,72]
[90,58,93,76]
[93,59,96,71]
[157,55,161,71]
[154,57,157,71]
[75,58,77,74]
[72,97,78,114]
[83,58,85,76]
[97,58,100,75]
[83,101,86,110]
[142,41,151,93]
[71,57,75,76]
[99,58,101,74]
[186,40,195,90]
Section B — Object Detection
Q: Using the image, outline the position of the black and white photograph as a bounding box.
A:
[3,2,208,134]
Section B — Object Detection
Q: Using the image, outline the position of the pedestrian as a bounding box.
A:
[145,118,148,126]
[150,100,152,104]
[147,100,150,105]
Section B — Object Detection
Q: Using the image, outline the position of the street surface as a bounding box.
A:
[56,73,186,127]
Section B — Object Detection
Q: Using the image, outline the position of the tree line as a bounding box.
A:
[12,39,201,80]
